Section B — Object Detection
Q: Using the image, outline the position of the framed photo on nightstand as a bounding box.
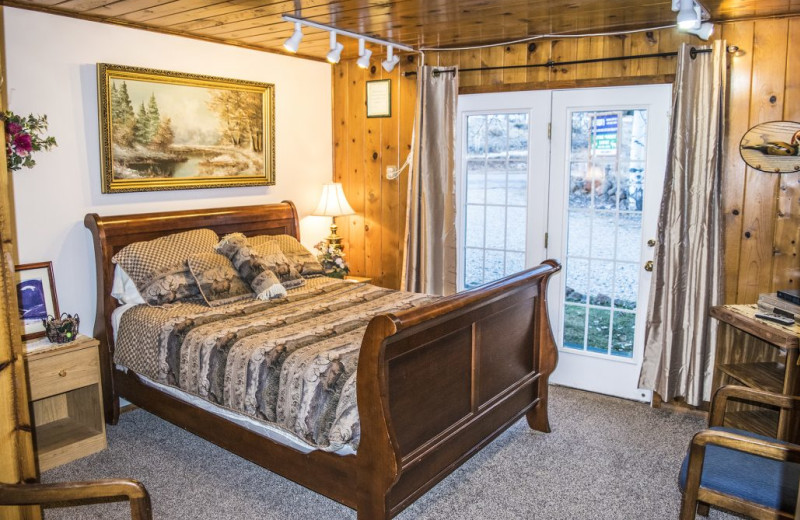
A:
[14,261,60,341]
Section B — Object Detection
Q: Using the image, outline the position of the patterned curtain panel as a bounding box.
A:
[638,41,727,406]
[401,66,458,295]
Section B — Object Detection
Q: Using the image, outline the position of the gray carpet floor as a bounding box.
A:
[41,386,740,520]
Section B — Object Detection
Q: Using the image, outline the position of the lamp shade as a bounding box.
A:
[313,183,355,217]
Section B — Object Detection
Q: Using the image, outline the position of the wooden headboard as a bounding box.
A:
[83,201,299,422]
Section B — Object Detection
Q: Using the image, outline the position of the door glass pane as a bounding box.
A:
[463,112,529,289]
[562,109,647,359]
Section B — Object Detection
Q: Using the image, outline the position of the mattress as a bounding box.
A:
[112,277,436,452]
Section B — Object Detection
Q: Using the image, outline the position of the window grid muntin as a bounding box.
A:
[563,109,648,358]
[463,112,529,289]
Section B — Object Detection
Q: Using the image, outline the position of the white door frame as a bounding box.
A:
[455,91,552,290]
[547,84,671,402]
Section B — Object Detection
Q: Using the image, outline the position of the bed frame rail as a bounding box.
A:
[356,260,560,518]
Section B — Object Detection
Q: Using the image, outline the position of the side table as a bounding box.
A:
[24,334,107,471]
[710,304,800,443]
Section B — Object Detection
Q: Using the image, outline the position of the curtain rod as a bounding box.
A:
[402,47,717,77]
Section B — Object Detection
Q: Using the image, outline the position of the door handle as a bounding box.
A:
[644,260,654,272]
[647,239,656,247]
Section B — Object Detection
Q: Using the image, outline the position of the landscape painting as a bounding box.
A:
[98,64,275,193]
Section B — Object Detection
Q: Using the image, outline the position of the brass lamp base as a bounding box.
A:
[325,222,342,250]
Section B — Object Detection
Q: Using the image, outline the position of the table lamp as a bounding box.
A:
[312,182,355,250]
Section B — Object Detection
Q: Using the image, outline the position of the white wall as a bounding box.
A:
[4,7,333,329]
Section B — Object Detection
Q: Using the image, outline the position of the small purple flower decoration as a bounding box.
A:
[1,111,57,171]
[13,133,32,156]
[6,122,22,135]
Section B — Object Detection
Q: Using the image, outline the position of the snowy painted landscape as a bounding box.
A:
[109,78,265,180]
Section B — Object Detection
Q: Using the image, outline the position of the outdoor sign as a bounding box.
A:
[592,113,618,156]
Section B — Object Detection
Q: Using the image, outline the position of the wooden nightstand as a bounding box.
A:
[344,275,372,283]
[24,335,107,471]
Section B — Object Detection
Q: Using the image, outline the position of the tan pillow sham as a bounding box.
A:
[112,228,218,305]
[187,252,254,306]
[249,234,325,277]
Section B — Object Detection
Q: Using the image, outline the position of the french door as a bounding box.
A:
[456,84,671,402]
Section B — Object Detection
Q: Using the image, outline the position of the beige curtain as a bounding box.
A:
[401,66,458,295]
[638,41,726,406]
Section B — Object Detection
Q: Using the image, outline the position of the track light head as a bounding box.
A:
[357,38,372,68]
[327,32,344,64]
[686,22,714,40]
[677,0,701,30]
[283,22,303,53]
[357,50,372,68]
[382,46,400,72]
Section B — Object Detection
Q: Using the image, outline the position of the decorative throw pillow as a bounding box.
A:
[250,234,325,277]
[112,228,219,305]
[215,233,289,299]
[250,240,306,289]
[187,252,254,307]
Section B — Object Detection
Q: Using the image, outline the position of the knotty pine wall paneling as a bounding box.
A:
[332,56,418,287]
[333,21,800,299]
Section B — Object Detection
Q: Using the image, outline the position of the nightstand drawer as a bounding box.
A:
[28,346,99,401]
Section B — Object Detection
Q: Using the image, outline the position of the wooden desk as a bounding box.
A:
[24,335,107,471]
[710,304,800,442]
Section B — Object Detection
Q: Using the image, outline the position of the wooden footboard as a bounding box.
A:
[356,260,560,519]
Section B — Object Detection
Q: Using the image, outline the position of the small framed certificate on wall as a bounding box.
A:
[366,79,391,118]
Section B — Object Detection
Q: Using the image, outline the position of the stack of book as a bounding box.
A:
[758,290,800,325]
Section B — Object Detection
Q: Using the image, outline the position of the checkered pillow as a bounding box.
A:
[187,252,253,307]
[112,229,219,305]
[249,234,325,277]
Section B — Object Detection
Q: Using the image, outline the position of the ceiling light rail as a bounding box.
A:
[402,47,730,77]
[282,14,414,69]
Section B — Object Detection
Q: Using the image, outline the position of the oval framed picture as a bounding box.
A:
[739,120,800,174]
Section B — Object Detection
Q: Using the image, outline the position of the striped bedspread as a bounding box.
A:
[114,277,436,452]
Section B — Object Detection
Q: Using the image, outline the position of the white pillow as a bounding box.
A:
[111,265,146,305]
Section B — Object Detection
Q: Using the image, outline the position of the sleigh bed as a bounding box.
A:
[85,201,561,519]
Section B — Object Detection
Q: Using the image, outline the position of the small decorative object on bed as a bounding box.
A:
[97,63,275,193]
[44,313,80,344]
[2,111,57,172]
[84,202,562,519]
[14,261,59,341]
[739,120,800,173]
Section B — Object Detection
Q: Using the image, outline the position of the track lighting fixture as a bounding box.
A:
[357,39,372,69]
[281,14,413,66]
[686,22,714,41]
[283,22,303,53]
[327,31,344,64]
[382,46,400,72]
[677,3,700,30]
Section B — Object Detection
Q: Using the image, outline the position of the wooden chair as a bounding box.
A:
[679,385,800,520]
[0,478,152,519]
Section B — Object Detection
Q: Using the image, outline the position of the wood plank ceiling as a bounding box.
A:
[8,0,800,61]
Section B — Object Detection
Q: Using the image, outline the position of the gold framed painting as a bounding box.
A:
[97,63,275,193]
